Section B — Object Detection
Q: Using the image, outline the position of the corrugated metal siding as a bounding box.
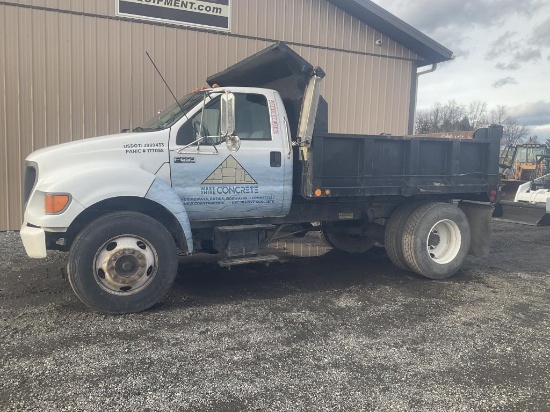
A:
[0,1,416,230]
[10,0,114,15]
[233,0,417,60]
[294,45,413,134]
[8,0,419,60]
[0,5,8,231]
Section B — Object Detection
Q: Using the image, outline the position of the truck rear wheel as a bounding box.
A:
[384,202,423,271]
[68,212,178,314]
[321,222,375,253]
[402,203,470,279]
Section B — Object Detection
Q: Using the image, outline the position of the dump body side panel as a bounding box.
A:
[303,126,502,201]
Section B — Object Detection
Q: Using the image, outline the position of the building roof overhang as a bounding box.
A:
[328,0,454,65]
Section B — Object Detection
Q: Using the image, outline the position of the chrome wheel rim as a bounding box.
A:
[93,235,158,295]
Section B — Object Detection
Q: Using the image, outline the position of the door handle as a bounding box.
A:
[270,151,282,167]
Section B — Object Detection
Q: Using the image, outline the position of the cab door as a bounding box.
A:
[169,92,291,221]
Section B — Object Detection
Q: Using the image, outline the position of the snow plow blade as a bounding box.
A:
[493,200,550,226]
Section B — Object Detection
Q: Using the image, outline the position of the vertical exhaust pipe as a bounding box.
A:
[297,67,326,161]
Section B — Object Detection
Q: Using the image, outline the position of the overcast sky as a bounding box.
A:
[371,0,550,139]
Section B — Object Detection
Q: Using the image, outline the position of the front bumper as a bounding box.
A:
[20,224,47,258]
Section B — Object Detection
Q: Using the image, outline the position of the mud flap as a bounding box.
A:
[459,201,493,257]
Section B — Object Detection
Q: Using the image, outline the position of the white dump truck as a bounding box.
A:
[21,43,501,313]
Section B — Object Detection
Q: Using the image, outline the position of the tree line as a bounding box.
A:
[414,100,548,147]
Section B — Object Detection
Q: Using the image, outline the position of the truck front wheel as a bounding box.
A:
[68,212,178,314]
[402,203,470,279]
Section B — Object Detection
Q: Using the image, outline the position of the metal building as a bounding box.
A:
[0,0,452,231]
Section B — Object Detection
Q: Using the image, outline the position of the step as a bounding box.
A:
[218,255,279,268]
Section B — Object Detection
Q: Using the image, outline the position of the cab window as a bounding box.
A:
[176,98,221,146]
[176,93,271,145]
[235,94,272,140]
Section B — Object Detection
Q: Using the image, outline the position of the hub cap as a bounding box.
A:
[426,219,461,264]
[94,235,158,295]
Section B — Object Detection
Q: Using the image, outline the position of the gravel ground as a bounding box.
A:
[1,221,549,411]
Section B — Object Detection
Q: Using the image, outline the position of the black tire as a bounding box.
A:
[384,202,423,271]
[321,222,375,253]
[402,202,470,279]
[68,211,178,314]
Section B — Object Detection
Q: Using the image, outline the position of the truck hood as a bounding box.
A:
[27,130,171,186]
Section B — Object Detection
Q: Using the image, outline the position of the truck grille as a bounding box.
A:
[23,161,38,208]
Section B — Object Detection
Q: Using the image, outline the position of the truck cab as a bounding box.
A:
[21,86,293,254]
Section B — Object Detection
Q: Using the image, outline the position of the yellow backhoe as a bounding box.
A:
[498,144,548,200]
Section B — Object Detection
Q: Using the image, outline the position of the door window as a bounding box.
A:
[176,93,271,145]
[235,94,272,141]
[176,98,221,146]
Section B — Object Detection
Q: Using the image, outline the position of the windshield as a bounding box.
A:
[137,92,205,131]
[516,146,545,163]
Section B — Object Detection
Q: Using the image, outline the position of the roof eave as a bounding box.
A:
[328,0,454,64]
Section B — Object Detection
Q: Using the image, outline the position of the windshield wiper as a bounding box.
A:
[131,126,162,132]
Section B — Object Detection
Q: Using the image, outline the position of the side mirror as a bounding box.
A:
[220,91,235,137]
[226,135,241,152]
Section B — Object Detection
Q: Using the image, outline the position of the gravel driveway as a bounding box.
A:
[1,221,549,411]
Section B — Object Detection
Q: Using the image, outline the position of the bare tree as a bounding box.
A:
[415,100,468,133]
[414,102,442,133]
[415,101,530,142]
[502,117,529,146]
[429,102,443,132]
[414,110,432,134]
[467,100,488,129]
[440,100,466,132]
[489,105,508,125]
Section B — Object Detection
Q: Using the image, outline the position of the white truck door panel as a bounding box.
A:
[170,91,291,221]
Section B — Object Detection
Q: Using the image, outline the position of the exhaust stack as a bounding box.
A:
[297,67,326,161]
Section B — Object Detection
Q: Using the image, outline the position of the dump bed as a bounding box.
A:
[302,126,502,201]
